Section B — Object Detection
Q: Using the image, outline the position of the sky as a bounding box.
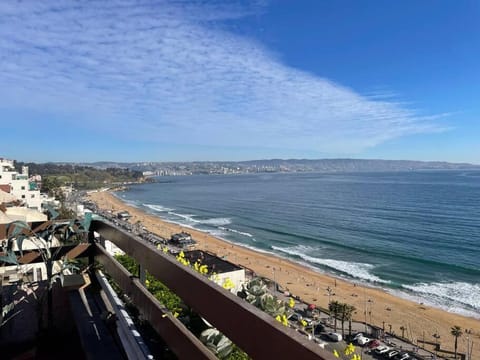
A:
[0,0,479,164]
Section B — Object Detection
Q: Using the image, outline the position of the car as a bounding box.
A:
[385,350,399,358]
[353,332,364,340]
[312,323,325,335]
[356,336,371,346]
[288,313,302,322]
[302,317,314,326]
[375,345,391,355]
[394,352,410,360]
[368,339,381,349]
[326,332,343,342]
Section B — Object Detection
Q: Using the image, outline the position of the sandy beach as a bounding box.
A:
[88,190,479,358]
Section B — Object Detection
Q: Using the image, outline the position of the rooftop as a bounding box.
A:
[184,249,242,273]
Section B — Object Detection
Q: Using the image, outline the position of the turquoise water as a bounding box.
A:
[116,171,480,318]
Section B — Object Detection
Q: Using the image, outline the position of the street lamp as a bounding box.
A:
[367,299,373,325]
[465,329,473,360]
[432,333,440,355]
[326,286,333,303]
[326,286,334,323]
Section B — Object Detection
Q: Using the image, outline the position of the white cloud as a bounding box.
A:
[0,0,445,155]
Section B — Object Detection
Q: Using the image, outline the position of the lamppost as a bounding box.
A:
[432,333,440,356]
[326,286,334,323]
[326,286,333,304]
[465,329,473,360]
[367,299,373,325]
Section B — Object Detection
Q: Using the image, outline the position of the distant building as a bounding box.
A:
[170,232,196,249]
[116,211,131,221]
[0,158,41,209]
[183,250,246,294]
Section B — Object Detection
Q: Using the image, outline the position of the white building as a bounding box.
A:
[184,250,246,294]
[0,158,41,209]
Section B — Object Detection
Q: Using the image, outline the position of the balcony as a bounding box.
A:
[1,219,335,359]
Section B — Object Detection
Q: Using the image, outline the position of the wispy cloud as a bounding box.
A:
[0,0,445,155]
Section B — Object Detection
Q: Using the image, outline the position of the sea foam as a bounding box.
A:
[401,281,480,318]
[166,211,232,227]
[218,226,254,238]
[143,203,174,212]
[272,245,390,284]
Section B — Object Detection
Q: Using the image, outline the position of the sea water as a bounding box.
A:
[116,171,480,318]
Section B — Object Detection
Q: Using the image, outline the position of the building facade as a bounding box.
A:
[0,158,41,209]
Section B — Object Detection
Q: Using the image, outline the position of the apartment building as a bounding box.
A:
[0,158,41,209]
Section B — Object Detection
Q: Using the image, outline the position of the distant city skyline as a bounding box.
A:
[1,1,479,164]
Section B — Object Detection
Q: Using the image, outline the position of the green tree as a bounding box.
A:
[345,304,356,338]
[450,325,462,359]
[41,176,61,195]
[336,302,355,338]
[328,300,341,332]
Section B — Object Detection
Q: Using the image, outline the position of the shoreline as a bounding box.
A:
[116,192,480,321]
[87,190,480,358]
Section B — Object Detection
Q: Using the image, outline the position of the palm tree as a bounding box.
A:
[328,300,341,332]
[344,304,356,338]
[336,302,356,338]
[450,325,462,359]
[338,303,347,338]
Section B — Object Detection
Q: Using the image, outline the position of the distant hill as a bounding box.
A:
[15,161,145,190]
[236,158,480,171]
[76,158,480,175]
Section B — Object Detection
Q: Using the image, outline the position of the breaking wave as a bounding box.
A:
[272,245,390,284]
[401,281,480,318]
[143,203,174,212]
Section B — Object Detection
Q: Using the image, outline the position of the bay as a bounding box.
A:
[116,170,480,318]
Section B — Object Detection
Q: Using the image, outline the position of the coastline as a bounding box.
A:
[87,190,480,357]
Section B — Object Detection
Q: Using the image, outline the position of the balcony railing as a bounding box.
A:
[3,219,335,359]
[90,219,335,359]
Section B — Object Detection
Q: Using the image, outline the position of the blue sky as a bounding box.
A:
[1,0,479,163]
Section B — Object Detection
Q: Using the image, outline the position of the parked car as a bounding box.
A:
[375,345,391,355]
[394,352,410,360]
[288,313,302,322]
[312,323,325,335]
[356,336,371,346]
[353,332,364,340]
[386,350,400,358]
[368,339,381,349]
[326,332,343,342]
[302,317,314,326]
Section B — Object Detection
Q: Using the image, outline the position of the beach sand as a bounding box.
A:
[87,190,479,358]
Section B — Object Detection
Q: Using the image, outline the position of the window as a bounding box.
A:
[31,194,35,198]
[21,186,25,190]
[21,195,25,199]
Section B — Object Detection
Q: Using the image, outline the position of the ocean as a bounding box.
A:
[115,171,480,318]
